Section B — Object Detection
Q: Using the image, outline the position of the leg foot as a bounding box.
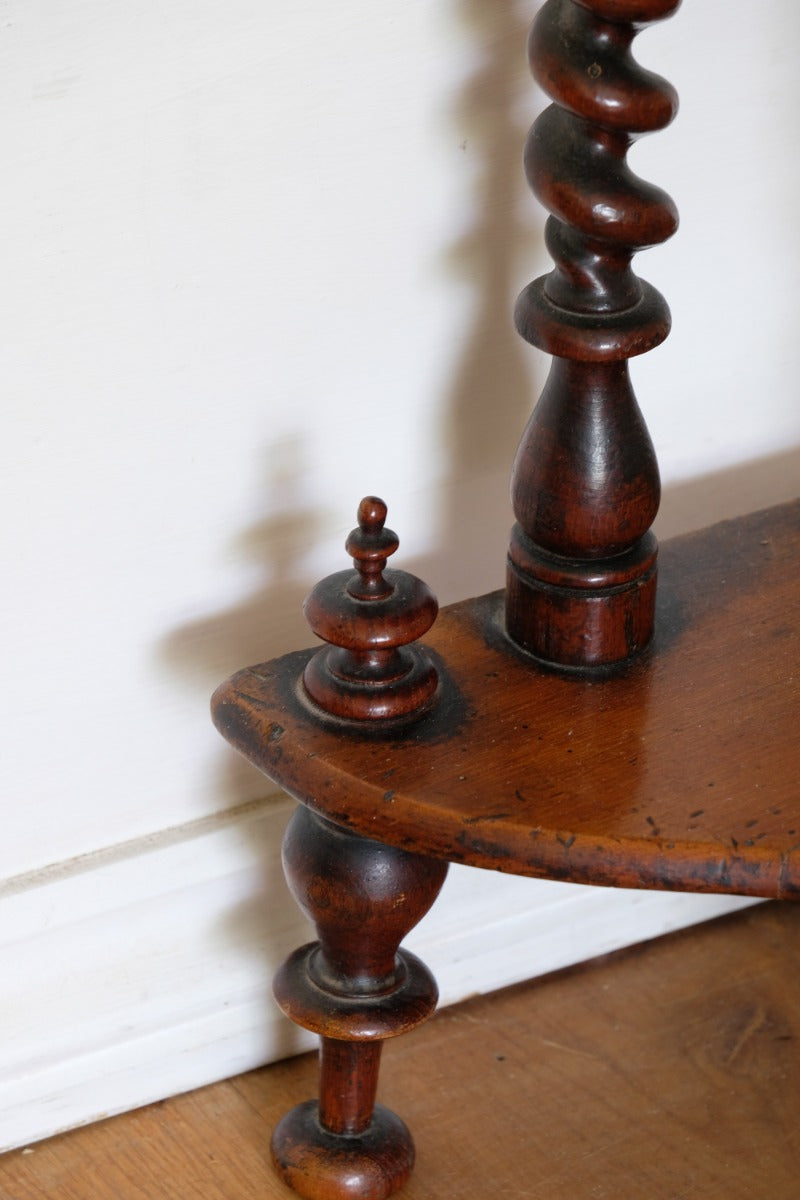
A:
[271,1101,414,1200]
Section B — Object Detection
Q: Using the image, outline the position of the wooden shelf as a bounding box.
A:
[213,500,800,899]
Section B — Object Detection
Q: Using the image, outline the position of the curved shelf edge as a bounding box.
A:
[212,501,800,900]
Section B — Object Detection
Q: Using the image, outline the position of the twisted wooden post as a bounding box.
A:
[506,0,680,668]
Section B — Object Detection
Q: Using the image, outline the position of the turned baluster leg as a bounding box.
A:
[272,805,449,1200]
[506,0,681,668]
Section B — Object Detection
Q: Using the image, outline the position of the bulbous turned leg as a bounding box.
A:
[271,805,449,1200]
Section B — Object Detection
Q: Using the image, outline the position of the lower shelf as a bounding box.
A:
[213,501,800,896]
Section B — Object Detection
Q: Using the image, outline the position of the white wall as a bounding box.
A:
[2,0,798,1149]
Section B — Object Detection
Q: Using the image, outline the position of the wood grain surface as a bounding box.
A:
[505,0,680,667]
[4,901,800,1199]
[213,501,800,897]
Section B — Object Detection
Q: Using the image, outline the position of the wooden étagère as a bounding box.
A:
[210,1,799,1197]
[213,501,800,1200]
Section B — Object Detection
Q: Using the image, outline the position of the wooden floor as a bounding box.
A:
[3,901,800,1199]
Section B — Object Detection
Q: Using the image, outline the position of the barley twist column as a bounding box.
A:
[506,0,681,668]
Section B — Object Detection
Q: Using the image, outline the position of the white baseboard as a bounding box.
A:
[0,796,757,1152]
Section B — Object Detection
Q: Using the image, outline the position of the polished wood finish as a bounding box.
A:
[241,498,445,1197]
[270,807,447,1200]
[302,497,439,725]
[7,903,800,1200]
[506,0,680,667]
[213,501,800,899]
[208,2,800,1195]
[213,500,800,1196]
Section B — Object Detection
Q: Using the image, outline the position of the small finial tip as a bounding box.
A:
[357,496,387,533]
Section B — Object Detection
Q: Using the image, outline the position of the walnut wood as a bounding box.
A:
[301,498,439,725]
[506,0,680,667]
[270,806,448,1200]
[206,8,800,1199]
[213,501,800,900]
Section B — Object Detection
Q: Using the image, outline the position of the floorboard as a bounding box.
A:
[3,901,799,1199]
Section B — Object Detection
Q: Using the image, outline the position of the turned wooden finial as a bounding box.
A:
[506,0,680,669]
[302,497,439,723]
[345,497,399,600]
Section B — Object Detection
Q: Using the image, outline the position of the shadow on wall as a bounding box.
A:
[156,0,543,995]
[656,447,800,540]
[160,434,327,814]
[156,0,798,997]
[428,0,539,604]
[160,0,799,818]
[160,0,542,810]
